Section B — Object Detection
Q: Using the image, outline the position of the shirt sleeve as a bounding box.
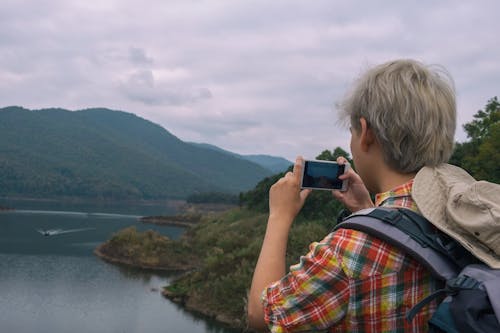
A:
[261,232,350,333]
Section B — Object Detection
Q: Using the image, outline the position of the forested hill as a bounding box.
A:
[188,142,292,173]
[0,106,273,199]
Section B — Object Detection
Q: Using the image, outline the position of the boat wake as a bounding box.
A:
[36,227,96,236]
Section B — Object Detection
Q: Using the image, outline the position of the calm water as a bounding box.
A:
[0,200,238,333]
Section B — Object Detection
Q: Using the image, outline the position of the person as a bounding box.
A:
[247,59,458,332]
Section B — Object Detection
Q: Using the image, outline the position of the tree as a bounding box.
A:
[450,97,500,182]
[316,147,351,162]
[463,97,499,143]
[472,117,500,182]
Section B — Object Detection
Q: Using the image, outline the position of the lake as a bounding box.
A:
[0,199,239,333]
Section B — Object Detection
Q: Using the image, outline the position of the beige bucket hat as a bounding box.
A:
[412,163,500,269]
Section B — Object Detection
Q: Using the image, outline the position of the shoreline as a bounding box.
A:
[140,215,201,228]
[0,196,188,213]
[139,203,237,227]
[161,288,243,329]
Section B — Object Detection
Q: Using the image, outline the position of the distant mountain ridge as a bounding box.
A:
[188,142,292,173]
[0,106,275,199]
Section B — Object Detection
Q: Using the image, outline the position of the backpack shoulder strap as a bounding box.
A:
[334,207,460,280]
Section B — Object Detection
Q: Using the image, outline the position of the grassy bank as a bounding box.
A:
[95,226,200,271]
[96,207,331,329]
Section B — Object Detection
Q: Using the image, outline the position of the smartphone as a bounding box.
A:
[300,160,349,191]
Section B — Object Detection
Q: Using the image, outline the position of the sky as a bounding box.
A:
[1,0,499,161]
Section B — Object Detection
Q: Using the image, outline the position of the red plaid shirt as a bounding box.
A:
[262,179,440,332]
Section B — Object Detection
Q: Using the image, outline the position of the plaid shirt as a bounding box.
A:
[262,179,440,332]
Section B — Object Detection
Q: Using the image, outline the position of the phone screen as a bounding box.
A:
[302,160,345,190]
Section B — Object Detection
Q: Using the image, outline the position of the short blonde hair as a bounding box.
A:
[339,59,456,173]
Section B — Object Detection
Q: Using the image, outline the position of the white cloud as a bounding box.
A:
[118,69,212,106]
[0,0,499,160]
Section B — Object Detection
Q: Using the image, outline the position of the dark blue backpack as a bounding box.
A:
[335,208,500,333]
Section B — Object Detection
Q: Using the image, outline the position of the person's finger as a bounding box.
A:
[338,167,359,180]
[332,189,343,201]
[272,175,288,188]
[333,190,351,207]
[299,188,311,202]
[336,156,348,165]
[292,156,304,182]
[338,168,353,180]
[338,172,349,180]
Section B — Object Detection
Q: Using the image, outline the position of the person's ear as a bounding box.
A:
[359,117,376,152]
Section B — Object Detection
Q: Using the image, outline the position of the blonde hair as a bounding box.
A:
[339,59,456,173]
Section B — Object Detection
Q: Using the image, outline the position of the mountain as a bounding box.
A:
[0,106,273,199]
[242,155,292,173]
[189,142,292,173]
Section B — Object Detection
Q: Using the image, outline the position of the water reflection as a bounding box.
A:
[113,261,180,282]
[0,204,237,333]
[167,301,243,333]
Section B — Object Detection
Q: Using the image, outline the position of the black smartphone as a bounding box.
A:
[300,160,349,191]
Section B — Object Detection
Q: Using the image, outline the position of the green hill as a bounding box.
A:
[189,142,292,173]
[0,106,273,199]
[242,154,292,173]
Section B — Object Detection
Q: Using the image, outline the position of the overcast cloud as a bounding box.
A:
[1,0,499,160]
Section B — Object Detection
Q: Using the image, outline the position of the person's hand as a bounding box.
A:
[268,156,312,226]
[332,156,374,212]
[249,157,310,330]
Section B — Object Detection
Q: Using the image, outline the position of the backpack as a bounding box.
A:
[334,207,500,333]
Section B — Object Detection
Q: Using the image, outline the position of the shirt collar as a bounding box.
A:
[375,178,417,210]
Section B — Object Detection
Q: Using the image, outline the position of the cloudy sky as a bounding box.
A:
[1,0,499,161]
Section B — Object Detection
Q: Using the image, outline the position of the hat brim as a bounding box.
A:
[413,164,500,268]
